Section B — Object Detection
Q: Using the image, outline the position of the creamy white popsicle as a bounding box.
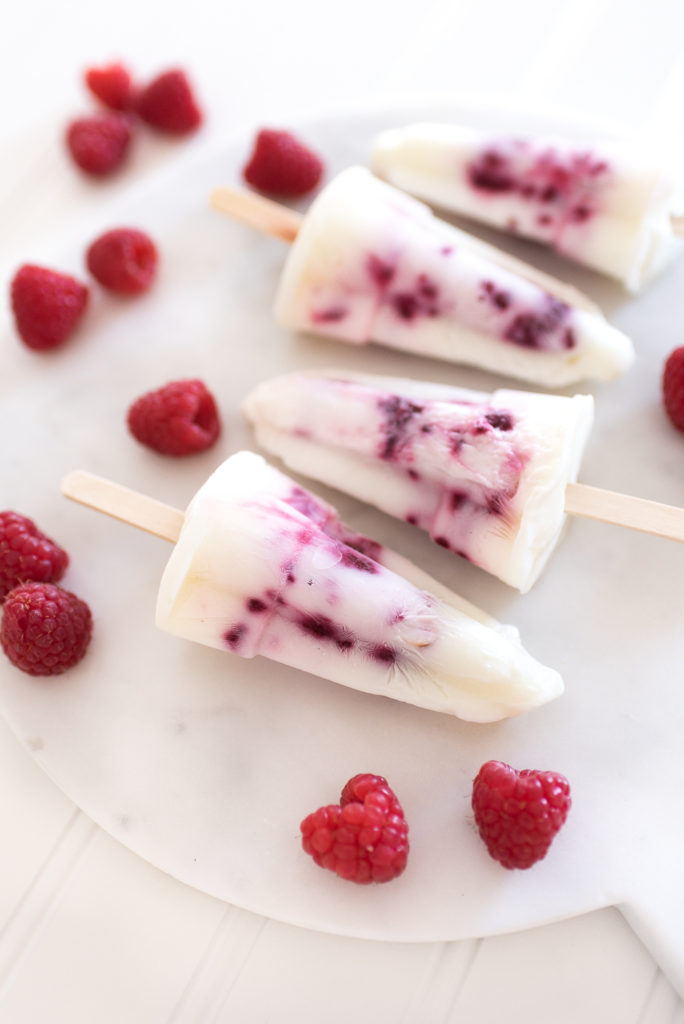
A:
[274,168,633,387]
[156,451,563,721]
[243,372,593,593]
[371,123,683,292]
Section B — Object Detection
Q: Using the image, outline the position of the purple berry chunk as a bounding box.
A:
[467,149,515,193]
[571,204,592,223]
[435,536,450,549]
[484,411,513,431]
[392,292,419,321]
[224,623,247,649]
[369,643,396,665]
[339,547,378,574]
[563,329,576,349]
[406,514,418,525]
[312,306,348,324]
[407,468,420,480]
[298,612,353,652]
[367,253,396,288]
[480,281,511,311]
[450,490,468,511]
[504,297,570,351]
[247,598,268,613]
[379,394,424,460]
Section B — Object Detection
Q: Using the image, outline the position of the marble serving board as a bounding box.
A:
[1,102,683,995]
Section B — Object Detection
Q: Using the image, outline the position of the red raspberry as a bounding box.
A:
[86,228,158,295]
[0,512,69,602]
[136,69,202,134]
[10,265,89,351]
[84,62,135,111]
[471,760,571,870]
[127,379,220,456]
[66,113,132,176]
[662,346,684,431]
[243,129,324,197]
[300,773,409,884]
[1,582,92,676]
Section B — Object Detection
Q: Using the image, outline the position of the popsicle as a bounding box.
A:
[244,369,684,592]
[371,123,684,292]
[210,167,634,387]
[244,370,593,592]
[60,452,563,723]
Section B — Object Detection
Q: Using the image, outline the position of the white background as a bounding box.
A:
[2,0,684,1020]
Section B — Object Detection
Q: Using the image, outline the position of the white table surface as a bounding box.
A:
[2,1,684,1020]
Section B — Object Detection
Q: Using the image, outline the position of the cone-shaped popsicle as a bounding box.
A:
[243,371,594,592]
[156,451,563,721]
[371,124,683,292]
[274,167,633,386]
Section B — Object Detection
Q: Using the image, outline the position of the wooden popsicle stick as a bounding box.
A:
[209,182,600,313]
[61,470,684,551]
[210,186,302,243]
[564,482,684,543]
[61,470,182,543]
[670,214,684,237]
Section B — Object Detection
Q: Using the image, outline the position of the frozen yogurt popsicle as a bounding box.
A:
[154,451,562,721]
[371,123,683,292]
[272,167,633,386]
[243,371,594,593]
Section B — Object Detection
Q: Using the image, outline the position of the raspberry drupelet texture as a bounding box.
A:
[66,113,133,176]
[471,760,571,870]
[10,265,89,351]
[243,129,324,197]
[86,227,158,294]
[0,512,69,602]
[127,379,221,455]
[300,773,409,884]
[84,62,135,111]
[662,346,684,431]
[136,69,202,134]
[1,582,93,676]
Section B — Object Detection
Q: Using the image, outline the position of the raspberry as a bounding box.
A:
[136,69,202,134]
[127,379,220,455]
[471,760,571,870]
[243,129,324,197]
[1,582,92,676]
[66,113,132,176]
[0,512,69,602]
[662,346,684,431]
[10,265,89,351]
[300,773,409,884]
[84,62,135,111]
[86,228,158,294]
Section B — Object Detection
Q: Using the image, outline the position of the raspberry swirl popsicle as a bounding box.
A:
[243,371,593,593]
[371,124,683,292]
[156,451,563,721]
[274,168,633,386]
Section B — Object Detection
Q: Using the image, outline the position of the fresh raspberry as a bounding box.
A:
[1,582,92,676]
[471,760,571,870]
[66,113,132,176]
[84,62,135,111]
[10,265,89,351]
[136,69,202,134]
[300,773,409,884]
[86,228,158,294]
[662,346,684,431]
[243,129,324,197]
[127,379,220,456]
[0,512,69,602]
